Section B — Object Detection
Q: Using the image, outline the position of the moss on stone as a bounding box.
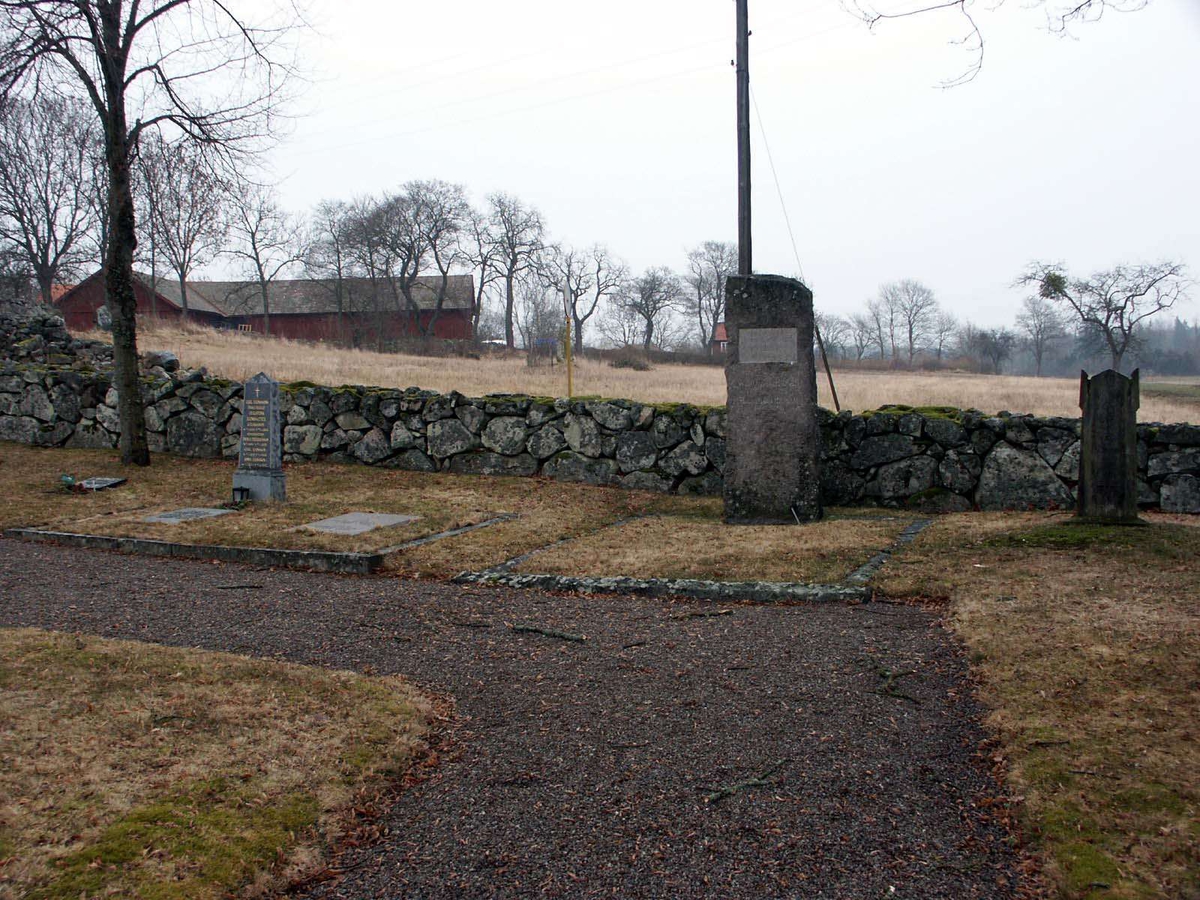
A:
[860,404,964,422]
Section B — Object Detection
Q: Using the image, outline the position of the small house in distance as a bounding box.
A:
[55,271,477,344]
[711,322,729,354]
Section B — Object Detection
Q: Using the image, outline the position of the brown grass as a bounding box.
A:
[82,321,1200,422]
[0,443,684,575]
[517,504,905,583]
[877,513,1200,899]
[0,628,431,900]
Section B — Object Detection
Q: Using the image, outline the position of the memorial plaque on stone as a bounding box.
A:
[233,372,286,502]
[1078,369,1141,524]
[723,274,822,524]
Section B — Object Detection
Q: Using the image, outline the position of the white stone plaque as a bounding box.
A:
[738,327,798,364]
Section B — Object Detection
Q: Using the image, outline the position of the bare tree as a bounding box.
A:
[340,195,386,350]
[969,327,1016,374]
[597,293,645,349]
[1015,294,1065,376]
[539,243,625,353]
[226,184,303,335]
[849,312,875,361]
[619,267,685,352]
[140,133,226,315]
[464,204,502,341]
[0,0,301,465]
[866,294,897,361]
[880,279,938,365]
[932,310,958,361]
[412,180,469,338]
[1019,261,1190,372]
[487,192,544,349]
[515,277,562,355]
[848,0,1149,87]
[685,240,737,354]
[815,311,850,360]
[304,198,352,342]
[0,95,98,305]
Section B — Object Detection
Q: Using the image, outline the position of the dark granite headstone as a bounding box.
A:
[1078,369,1140,524]
[233,372,286,502]
[723,274,822,524]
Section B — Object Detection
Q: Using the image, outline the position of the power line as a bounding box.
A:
[286,15,858,160]
[749,84,805,284]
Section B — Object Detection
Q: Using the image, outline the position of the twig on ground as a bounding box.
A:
[452,621,491,629]
[674,609,733,620]
[701,759,788,804]
[215,584,263,590]
[873,664,922,704]
[511,624,585,643]
[621,640,648,649]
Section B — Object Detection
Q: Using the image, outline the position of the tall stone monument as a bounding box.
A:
[723,274,822,524]
[233,372,286,502]
[1078,368,1140,524]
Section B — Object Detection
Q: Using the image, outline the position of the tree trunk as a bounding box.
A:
[104,116,150,466]
[642,317,654,352]
[504,272,516,349]
[34,269,53,310]
[260,280,271,335]
[178,272,189,317]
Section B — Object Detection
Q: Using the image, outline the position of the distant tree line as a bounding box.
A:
[818,263,1193,377]
[0,92,1192,375]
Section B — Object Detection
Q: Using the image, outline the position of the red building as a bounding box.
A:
[56,271,477,343]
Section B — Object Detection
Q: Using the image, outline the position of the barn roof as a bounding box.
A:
[147,274,475,317]
[58,271,476,318]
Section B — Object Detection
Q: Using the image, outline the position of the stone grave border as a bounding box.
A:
[4,528,386,574]
[4,513,518,576]
[452,516,936,605]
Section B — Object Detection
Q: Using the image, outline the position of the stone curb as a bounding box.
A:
[3,528,385,575]
[452,570,870,604]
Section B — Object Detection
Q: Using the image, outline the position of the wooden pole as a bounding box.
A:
[736,0,752,276]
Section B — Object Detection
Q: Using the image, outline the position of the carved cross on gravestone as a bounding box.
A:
[233,372,286,502]
[1078,369,1140,524]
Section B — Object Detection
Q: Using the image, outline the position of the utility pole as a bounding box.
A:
[736,0,752,276]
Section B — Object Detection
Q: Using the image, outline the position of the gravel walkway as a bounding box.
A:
[0,539,1022,899]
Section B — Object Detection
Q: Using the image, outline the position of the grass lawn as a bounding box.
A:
[0,628,432,900]
[0,443,904,581]
[876,513,1200,900]
[0,444,674,571]
[514,501,906,583]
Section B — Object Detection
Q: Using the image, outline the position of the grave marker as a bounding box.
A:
[145,507,234,524]
[233,372,286,502]
[299,513,418,536]
[1078,369,1141,524]
[723,274,822,524]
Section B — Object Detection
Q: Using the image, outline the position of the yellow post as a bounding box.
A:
[565,313,574,399]
[563,280,574,399]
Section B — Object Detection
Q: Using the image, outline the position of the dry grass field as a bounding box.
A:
[95,321,1200,423]
[0,628,431,900]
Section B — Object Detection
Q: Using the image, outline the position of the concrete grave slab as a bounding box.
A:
[144,507,234,524]
[300,512,418,536]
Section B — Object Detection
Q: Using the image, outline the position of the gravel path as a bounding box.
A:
[0,539,1021,899]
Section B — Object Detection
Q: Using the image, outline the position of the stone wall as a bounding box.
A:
[2,312,1198,513]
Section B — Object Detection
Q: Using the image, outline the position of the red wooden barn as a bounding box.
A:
[56,270,477,343]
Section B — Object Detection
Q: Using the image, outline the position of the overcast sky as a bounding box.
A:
[264,0,1199,328]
